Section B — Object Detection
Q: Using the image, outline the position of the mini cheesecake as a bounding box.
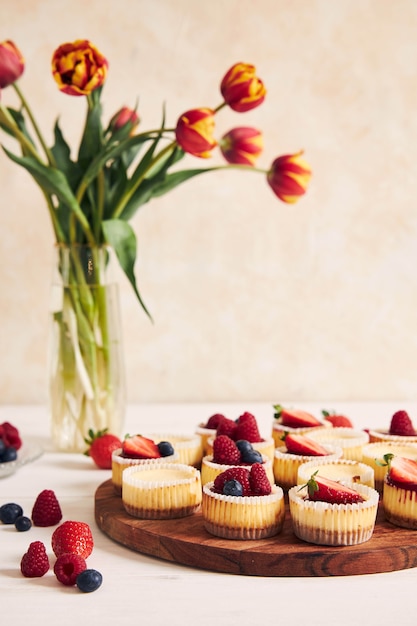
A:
[202,481,285,540]
[297,458,375,489]
[122,463,202,519]
[289,482,379,546]
[382,456,417,529]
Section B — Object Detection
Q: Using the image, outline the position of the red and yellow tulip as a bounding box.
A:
[220,127,263,166]
[220,62,266,113]
[267,152,312,203]
[175,107,217,158]
[51,39,108,97]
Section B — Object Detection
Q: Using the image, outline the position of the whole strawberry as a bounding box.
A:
[84,429,122,469]
[52,520,94,559]
[20,541,50,577]
[31,489,63,527]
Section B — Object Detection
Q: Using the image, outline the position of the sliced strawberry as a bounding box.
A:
[273,405,322,428]
[304,472,365,504]
[322,410,353,428]
[284,433,329,456]
[122,435,161,459]
[387,455,417,491]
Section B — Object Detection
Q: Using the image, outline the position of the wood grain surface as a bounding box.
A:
[94,479,417,577]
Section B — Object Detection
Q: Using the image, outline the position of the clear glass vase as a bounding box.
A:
[48,244,126,452]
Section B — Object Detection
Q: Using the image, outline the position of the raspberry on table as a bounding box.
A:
[20,541,50,578]
[54,553,87,586]
[31,489,63,527]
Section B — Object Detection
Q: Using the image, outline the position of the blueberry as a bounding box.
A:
[157,441,175,457]
[76,569,103,593]
[0,502,23,524]
[0,447,17,463]
[223,479,243,497]
[235,440,253,454]
[0,439,5,455]
[241,449,263,464]
[15,515,32,532]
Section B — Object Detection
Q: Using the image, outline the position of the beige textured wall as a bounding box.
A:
[1,0,417,404]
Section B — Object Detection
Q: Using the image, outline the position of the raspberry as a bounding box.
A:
[31,489,63,527]
[20,541,50,578]
[235,412,262,443]
[212,435,241,465]
[216,417,237,439]
[54,553,87,586]
[249,463,272,495]
[205,413,226,429]
[213,467,251,495]
[389,410,416,436]
[52,521,94,559]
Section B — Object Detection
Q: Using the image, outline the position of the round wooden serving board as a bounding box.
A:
[95,479,417,577]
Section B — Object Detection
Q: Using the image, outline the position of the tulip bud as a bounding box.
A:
[0,40,24,89]
[175,107,217,158]
[267,151,312,203]
[220,62,266,113]
[108,106,139,136]
[51,39,108,96]
[220,127,263,166]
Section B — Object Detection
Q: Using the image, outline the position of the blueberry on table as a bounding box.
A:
[76,569,103,592]
[15,516,32,531]
[0,502,24,524]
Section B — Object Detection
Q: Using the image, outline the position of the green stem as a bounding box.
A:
[12,83,56,167]
[111,139,178,219]
[0,103,45,161]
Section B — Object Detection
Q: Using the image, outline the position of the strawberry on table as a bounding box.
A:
[273,405,322,428]
[51,520,94,559]
[84,429,122,469]
[283,433,329,457]
[121,435,161,459]
[303,471,365,504]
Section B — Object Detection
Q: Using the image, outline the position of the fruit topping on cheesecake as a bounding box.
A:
[389,411,417,437]
[121,435,174,459]
[283,433,330,456]
[212,463,272,496]
[322,410,353,428]
[212,435,263,465]
[382,454,417,492]
[273,405,323,428]
[303,471,365,504]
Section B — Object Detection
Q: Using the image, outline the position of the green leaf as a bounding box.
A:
[2,147,92,240]
[102,219,152,321]
[78,94,104,163]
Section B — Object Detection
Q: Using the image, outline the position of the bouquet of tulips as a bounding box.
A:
[0,39,311,450]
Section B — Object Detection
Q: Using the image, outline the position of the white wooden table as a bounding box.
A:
[2,401,417,626]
